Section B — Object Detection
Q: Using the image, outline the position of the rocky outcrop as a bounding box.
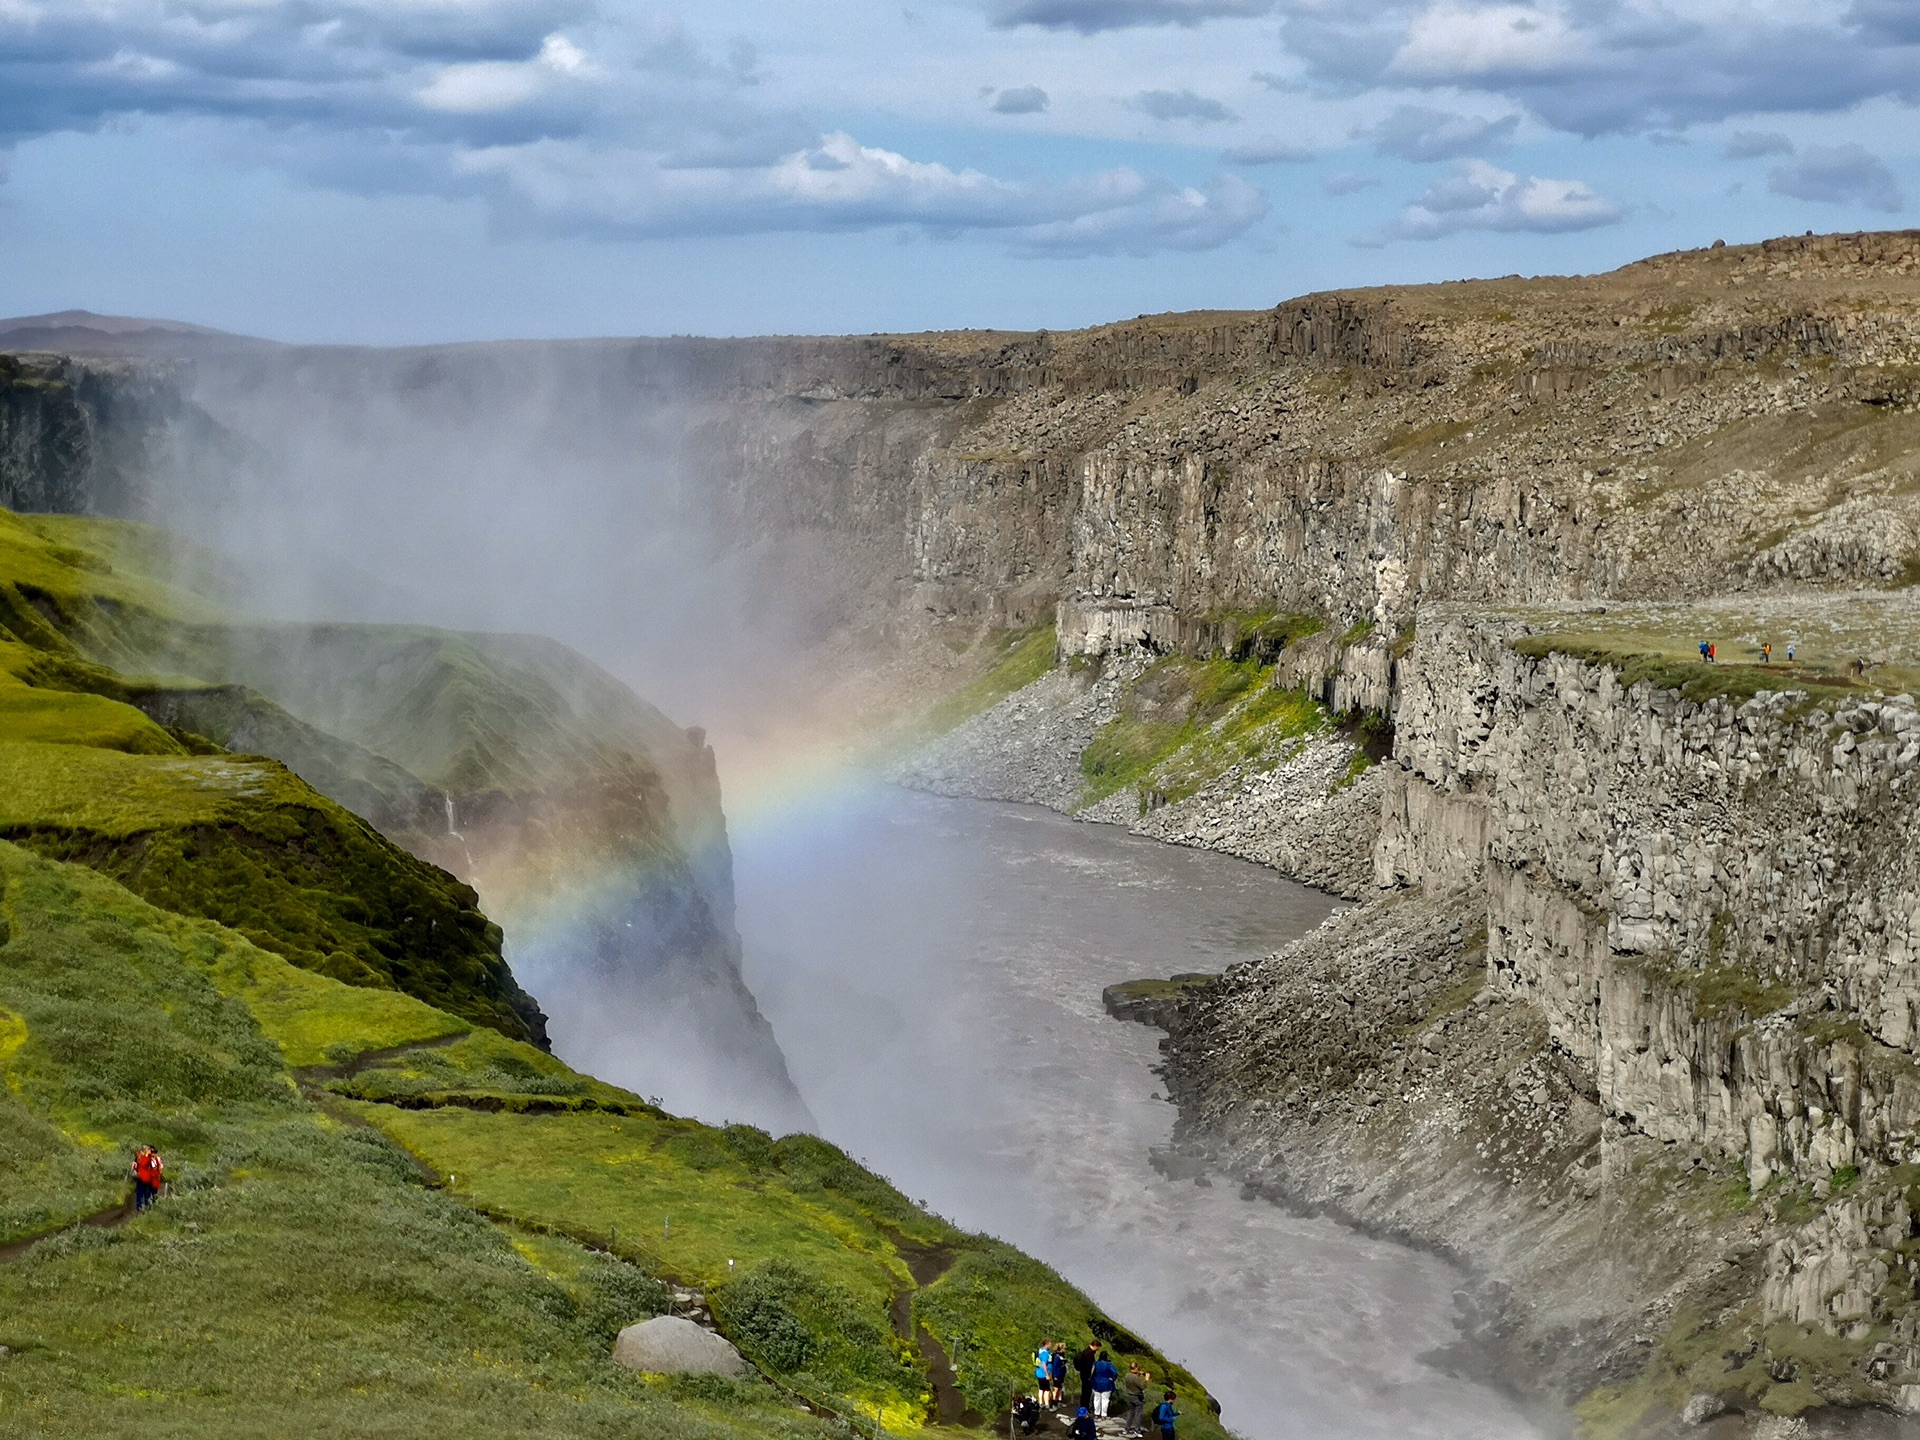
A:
[0,354,229,518]
[1170,601,1920,1428]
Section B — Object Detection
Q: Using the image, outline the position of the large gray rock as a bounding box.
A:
[611,1316,745,1376]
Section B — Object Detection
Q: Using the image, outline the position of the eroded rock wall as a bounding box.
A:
[1390,611,1920,1199]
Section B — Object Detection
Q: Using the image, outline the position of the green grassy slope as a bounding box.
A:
[1080,656,1333,810]
[0,507,543,1043]
[0,842,1221,1437]
[131,619,695,803]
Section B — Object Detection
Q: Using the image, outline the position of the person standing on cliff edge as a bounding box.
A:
[1074,1340,1099,1412]
[1122,1362,1149,1436]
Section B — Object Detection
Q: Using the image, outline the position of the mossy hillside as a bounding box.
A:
[337,1038,1222,1435]
[918,625,1057,739]
[131,682,447,840]
[0,847,833,1440]
[0,507,546,1045]
[1,841,1214,1436]
[1079,656,1326,809]
[0,739,542,1045]
[131,619,696,804]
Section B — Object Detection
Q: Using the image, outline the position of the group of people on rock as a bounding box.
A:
[1016,1340,1178,1439]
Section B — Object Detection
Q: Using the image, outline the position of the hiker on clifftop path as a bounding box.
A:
[1048,1343,1068,1407]
[1699,641,1710,663]
[1154,1389,1180,1440]
[1122,1362,1149,1436]
[1068,1408,1097,1440]
[1013,1394,1042,1435]
[1074,1341,1099,1412]
[1091,1352,1118,1417]
[1035,1344,1053,1405]
[131,1145,164,1211]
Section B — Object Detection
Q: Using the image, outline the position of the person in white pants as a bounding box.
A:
[1090,1351,1119,1417]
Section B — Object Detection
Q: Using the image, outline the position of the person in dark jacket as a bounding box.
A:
[1013,1394,1043,1435]
[1090,1351,1119,1418]
[1068,1407,1097,1440]
[1154,1388,1179,1440]
[1048,1343,1069,1407]
[1074,1341,1099,1411]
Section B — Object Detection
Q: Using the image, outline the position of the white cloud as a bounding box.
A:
[1377,157,1622,240]
[416,32,593,113]
[452,131,1268,253]
[0,0,1268,256]
[1723,130,1793,159]
[989,84,1050,114]
[1224,137,1313,164]
[1386,3,1584,82]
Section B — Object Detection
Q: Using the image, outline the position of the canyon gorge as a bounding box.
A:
[8,227,1920,1434]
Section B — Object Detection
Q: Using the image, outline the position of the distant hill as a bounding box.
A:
[0,309,270,357]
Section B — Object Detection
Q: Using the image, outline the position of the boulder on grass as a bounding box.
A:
[611,1315,745,1376]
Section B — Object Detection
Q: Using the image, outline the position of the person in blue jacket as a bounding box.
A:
[1048,1344,1069,1407]
[1090,1351,1119,1418]
[1068,1407,1097,1440]
[1154,1387,1180,1440]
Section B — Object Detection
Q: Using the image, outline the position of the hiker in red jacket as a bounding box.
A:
[132,1145,164,1210]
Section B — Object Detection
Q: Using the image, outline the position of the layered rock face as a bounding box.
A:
[0,353,227,517]
[27,231,1920,647]
[1391,612,1920,1194]
[1171,605,1920,1427]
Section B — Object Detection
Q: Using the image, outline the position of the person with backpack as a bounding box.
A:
[1068,1407,1096,1440]
[1034,1344,1053,1406]
[1090,1351,1119,1417]
[1121,1362,1149,1436]
[131,1144,164,1210]
[1153,1387,1179,1440]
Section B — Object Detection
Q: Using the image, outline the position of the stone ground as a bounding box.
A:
[893,658,1383,900]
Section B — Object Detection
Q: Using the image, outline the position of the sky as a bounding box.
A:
[0,0,1916,342]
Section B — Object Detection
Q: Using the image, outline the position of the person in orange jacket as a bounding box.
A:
[132,1144,164,1210]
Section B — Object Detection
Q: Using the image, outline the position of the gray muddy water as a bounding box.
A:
[734,782,1540,1440]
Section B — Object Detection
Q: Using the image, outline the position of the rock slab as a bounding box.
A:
[611,1316,745,1376]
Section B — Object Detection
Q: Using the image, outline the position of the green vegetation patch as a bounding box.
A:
[2,747,539,1044]
[912,1243,1225,1440]
[1080,657,1326,809]
[920,625,1057,737]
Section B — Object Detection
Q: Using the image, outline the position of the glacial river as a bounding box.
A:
[734,783,1541,1440]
